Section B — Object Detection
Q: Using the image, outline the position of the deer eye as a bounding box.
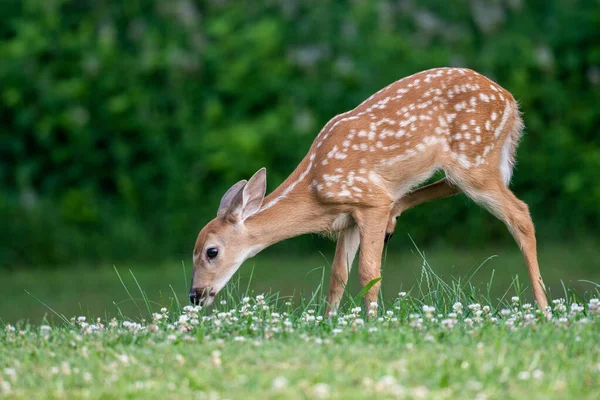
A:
[206,248,219,259]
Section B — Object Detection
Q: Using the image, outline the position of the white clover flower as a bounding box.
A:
[409,318,423,329]
[284,301,292,306]
[116,354,129,365]
[386,310,394,317]
[482,305,490,314]
[368,327,378,333]
[77,316,86,323]
[368,309,376,316]
[532,369,543,380]
[272,376,288,390]
[517,371,531,380]
[511,296,520,303]
[160,307,168,313]
[1,381,11,393]
[441,318,456,329]
[378,375,396,387]
[40,325,51,332]
[570,303,584,313]
[152,313,163,322]
[422,305,435,313]
[412,386,429,399]
[522,303,532,310]
[5,325,16,332]
[468,303,481,312]
[369,301,379,309]
[211,350,222,367]
[453,302,463,314]
[313,383,330,399]
[220,300,227,305]
[242,297,251,304]
[332,328,343,335]
[351,307,362,314]
[589,299,600,315]
[500,308,511,316]
[3,368,16,379]
[398,291,407,298]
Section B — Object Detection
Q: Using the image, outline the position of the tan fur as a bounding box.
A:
[191,68,548,314]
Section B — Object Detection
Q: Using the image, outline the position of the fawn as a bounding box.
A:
[189,67,548,315]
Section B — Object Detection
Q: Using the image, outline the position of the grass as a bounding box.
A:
[1,241,599,324]
[1,243,600,398]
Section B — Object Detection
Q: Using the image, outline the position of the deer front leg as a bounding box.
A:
[385,178,459,242]
[354,207,390,316]
[326,226,360,316]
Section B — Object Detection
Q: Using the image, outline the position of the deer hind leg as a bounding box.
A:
[385,178,460,242]
[459,179,548,311]
[326,226,360,316]
[353,206,390,316]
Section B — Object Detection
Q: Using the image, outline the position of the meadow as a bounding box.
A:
[1,242,600,398]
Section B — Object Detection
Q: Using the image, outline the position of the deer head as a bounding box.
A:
[189,168,267,306]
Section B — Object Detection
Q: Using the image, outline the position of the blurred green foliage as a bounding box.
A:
[1,0,599,266]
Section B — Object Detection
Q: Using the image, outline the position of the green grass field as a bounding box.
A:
[1,270,599,399]
[1,242,599,324]
[1,242,600,398]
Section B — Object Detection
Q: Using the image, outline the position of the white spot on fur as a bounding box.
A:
[494,100,512,139]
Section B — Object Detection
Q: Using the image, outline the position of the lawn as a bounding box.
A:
[1,242,599,398]
[1,241,599,324]
[1,283,599,398]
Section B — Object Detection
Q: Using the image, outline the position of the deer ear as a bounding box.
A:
[227,168,267,222]
[217,180,247,217]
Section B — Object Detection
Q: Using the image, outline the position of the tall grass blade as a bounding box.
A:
[113,266,142,316]
[24,290,72,327]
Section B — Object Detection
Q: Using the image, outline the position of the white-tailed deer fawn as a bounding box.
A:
[190,67,548,314]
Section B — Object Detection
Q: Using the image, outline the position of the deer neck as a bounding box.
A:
[244,156,332,250]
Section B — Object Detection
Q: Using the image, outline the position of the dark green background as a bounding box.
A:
[1,0,599,267]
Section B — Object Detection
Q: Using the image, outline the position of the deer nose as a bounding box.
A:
[189,291,200,305]
[189,288,216,305]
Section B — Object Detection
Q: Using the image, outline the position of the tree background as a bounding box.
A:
[1,0,599,267]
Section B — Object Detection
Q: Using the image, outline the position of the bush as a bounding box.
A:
[1,0,599,266]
